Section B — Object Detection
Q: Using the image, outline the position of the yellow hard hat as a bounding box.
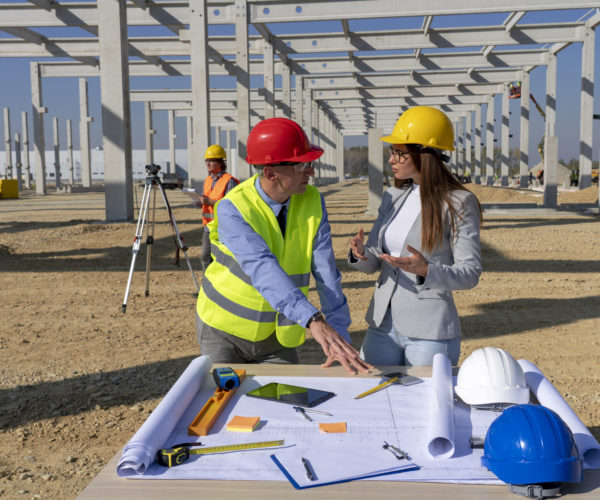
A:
[380,106,455,151]
[205,144,226,159]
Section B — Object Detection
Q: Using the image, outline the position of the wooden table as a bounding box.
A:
[76,364,600,499]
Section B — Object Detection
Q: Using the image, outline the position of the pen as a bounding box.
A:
[294,406,313,422]
[354,377,399,399]
[301,457,317,481]
[292,406,333,416]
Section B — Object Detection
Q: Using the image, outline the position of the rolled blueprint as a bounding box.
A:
[518,359,600,469]
[117,356,212,476]
[426,353,455,459]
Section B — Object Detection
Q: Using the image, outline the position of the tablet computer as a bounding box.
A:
[245,382,335,408]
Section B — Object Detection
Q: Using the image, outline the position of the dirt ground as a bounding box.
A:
[0,180,599,499]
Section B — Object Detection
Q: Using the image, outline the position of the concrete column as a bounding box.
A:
[295,76,303,126]
[52,116,61,189]
[215,126,221,146]
[465,111,472,179]
[485,95,495,186]
[30,62,47,194]
[263,35,275,119]
[186,116,193,185]
[98,0,133,221]
[367,127,383,216]
[144,101,154,165]
[474,105,482,184]
[519,71,531,188]
[225,129,233,176]
[235,0,251,180]
[451,120,459,174]
[281,63,291,118]
[336,128,344,183]
[543,53,558,207]
[21,111,31,189]
[14,133,22,190]
[190,0,211,189]
[3,108,12,179]
[168,109,176,174]
[312,100,320,183]
[326,117,333,181]
[578,25,595,189]
[66,119,74,185]
[457,117,465,176]
[304,88,312,138]
[500,86,510,186]
[323,116,328,181]
[78,78,92,188]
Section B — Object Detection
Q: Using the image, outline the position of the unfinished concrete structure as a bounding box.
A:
[0,1,598,219]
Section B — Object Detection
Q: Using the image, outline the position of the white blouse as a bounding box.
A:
[383,183,421,257]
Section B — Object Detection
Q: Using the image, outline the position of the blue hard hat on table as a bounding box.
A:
[482,404,583,486]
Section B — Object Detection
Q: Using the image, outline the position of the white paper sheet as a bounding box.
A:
[518,359,600,469]
[272,441,418,488]
[117,356,211,476]
[426,353,455,459]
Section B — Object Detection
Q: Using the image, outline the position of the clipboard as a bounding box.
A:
[182,188,204,203]
[270,449,419,489]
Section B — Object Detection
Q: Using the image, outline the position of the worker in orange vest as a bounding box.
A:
[198,145,239,271]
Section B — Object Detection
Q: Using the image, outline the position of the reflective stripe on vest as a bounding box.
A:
[197,175,322,347]
[210,244,310,288]
[202,172,236,226]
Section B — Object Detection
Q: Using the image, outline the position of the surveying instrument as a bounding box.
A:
[122,163,200,313]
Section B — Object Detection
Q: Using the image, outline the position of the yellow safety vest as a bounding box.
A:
[196,175,322,347]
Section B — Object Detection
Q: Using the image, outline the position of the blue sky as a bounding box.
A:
[0,8,599,165]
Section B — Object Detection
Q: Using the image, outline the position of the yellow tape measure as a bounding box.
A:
[193,440,284,455]
[157,440,285,467]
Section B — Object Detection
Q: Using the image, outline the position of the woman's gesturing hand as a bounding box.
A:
[349,228,368,261]
[379,245,429,278]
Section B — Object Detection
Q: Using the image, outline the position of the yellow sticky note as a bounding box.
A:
[227,415,260,432]
[319,422,347,433]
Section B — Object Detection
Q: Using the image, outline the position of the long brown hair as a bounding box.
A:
[394,145,482,253]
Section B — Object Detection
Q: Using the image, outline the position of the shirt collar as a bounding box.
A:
[210,170,225,180]
[254,175,290,214]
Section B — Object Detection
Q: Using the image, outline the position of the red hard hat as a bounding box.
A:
[246,117,324,165]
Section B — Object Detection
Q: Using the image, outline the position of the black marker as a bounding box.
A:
[301,457,317,481]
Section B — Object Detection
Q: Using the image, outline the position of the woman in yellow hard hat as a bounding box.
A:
[348,106,482,366]
[199,145,239,271]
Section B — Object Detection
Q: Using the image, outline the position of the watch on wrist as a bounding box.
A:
[306,311,325,328]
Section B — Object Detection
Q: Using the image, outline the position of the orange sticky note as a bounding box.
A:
[226,415,260,432]
[319,422,347,433]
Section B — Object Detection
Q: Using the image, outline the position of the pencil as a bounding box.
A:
[354,377,399,399]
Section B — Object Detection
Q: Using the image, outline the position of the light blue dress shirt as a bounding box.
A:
[215,176,351,342]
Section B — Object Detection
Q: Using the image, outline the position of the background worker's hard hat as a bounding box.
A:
[482,404,583,486]
[246,117,324,165]
[454,347,530,406]
[380,106,455,151]
[205,144,226,160]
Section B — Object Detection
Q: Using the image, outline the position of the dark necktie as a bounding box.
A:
[276,205,286,237]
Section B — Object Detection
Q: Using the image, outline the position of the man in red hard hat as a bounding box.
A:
[195,117,371,374]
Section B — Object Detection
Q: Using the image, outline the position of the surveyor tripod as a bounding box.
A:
[122,164,200,313]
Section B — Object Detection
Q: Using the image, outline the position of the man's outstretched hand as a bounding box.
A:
[309,318,373,374]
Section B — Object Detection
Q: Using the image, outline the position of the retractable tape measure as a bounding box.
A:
[156,439,285,467]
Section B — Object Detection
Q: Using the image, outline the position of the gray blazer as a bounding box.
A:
[348,185,482,340]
